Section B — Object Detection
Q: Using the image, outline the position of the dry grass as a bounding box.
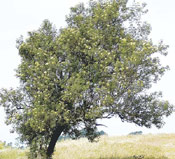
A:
[0,148,27,159]
[53,134,175,159]
[1,134,175,159]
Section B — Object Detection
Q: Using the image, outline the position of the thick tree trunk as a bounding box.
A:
[46,126,64,159]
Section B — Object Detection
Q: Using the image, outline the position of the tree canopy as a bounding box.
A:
[0,0,173,158]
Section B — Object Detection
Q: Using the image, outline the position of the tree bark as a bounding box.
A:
[46,125,64,159]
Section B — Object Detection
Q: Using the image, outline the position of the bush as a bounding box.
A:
[129,131,143,135]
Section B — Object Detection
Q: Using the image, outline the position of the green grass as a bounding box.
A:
[1,134,175,159]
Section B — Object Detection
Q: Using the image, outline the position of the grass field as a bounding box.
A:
[1,134,175,159]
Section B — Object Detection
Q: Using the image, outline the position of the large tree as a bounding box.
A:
[0,0,173,158]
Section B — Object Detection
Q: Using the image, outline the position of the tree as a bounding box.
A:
[0,0,173,158]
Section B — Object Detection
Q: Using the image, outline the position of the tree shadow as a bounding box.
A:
[89,156,169,159]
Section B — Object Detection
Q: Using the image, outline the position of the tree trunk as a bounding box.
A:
[46,125,64,159]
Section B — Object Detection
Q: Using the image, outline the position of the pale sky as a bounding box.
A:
[0,0,175,145]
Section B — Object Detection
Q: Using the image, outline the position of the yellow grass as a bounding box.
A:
[0,148,27,159]
[53,134,175,159]
[0,141,4,150]
[1,134,175,159]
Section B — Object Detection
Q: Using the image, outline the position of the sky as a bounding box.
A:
[0,0,175,145]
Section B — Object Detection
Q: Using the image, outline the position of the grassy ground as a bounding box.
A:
[0,148,27,159]
[0,141,27,159]
[54,134,175,159]
[1,134,175,159]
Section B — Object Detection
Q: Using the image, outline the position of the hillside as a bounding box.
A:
[1,134,175,159]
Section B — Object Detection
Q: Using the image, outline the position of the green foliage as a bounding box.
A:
[0,0,174,158]
[59,130,106,141]
[129,131,143,135]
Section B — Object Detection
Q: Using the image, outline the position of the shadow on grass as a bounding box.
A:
[89,156,169,159]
